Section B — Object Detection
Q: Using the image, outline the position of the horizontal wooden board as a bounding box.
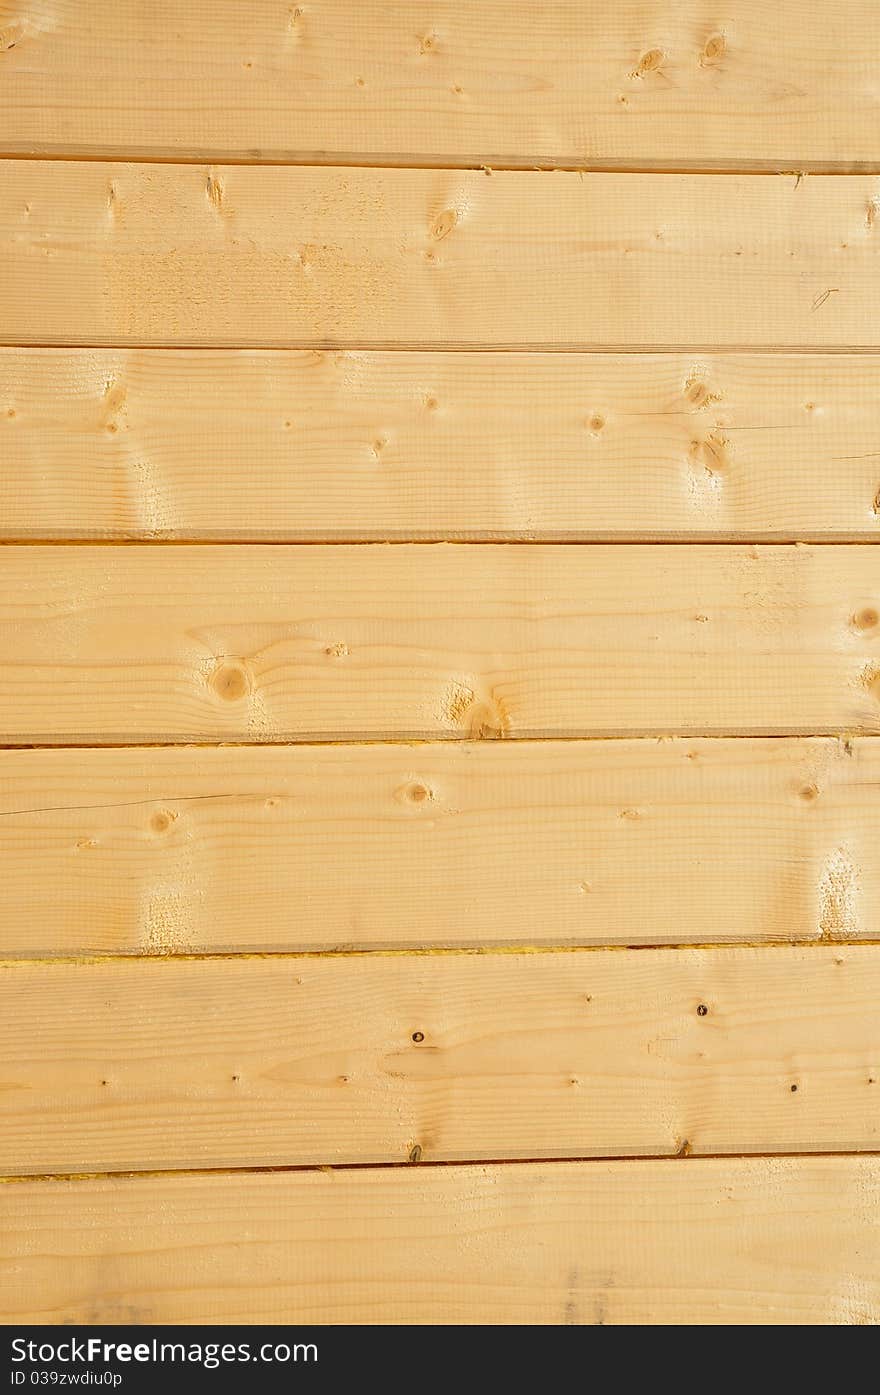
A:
[3,945,879,1172]
[1,544,879,743]
[2,3,880,171]
[2,738,879,955]
[4,349,880,540]
[4,163,880,348]
[3,1157,878,1323]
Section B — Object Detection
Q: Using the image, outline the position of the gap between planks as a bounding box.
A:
[1,542,880,547]
[5,941,880,967]
[1,1150,877,1187]
[0,733,871,744]
[6,156,880,174]
[10,344,880,355]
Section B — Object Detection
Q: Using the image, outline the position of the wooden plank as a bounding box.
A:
[2,3,880,172]
[2,945,879,1172]
[1,738,878,955]
[1,543,879,743]
[4,348,880,541]
[2,1157,878,1323]
[4,163,880,349]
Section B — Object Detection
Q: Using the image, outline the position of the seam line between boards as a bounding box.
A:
[3,939,880,966]
[6,342,880,354]
[1,538,879,547]
[2,153,880,174]
[2,1149,879,1187]
[0,732,871,753]
[0,732,876,749]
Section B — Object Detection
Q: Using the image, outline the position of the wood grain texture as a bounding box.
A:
[1,738,879,955]
[3,945,879,1172]
[3,1158,879,1323]
[1,544,879,743]
[4,162,880,348]
[4,348,880,541]
[2,2,880,171]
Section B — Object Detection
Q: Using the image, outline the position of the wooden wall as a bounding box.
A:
[1,0,879,1325]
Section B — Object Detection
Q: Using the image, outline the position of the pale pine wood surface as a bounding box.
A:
[0,544,878,742]
[3,4,880,1329]
[2,2,880,170]
[2,946,879,1173]
[3,348,880,540]
[4,163,880,348]
[2,1158,878,1324]
[1,738,878,955]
